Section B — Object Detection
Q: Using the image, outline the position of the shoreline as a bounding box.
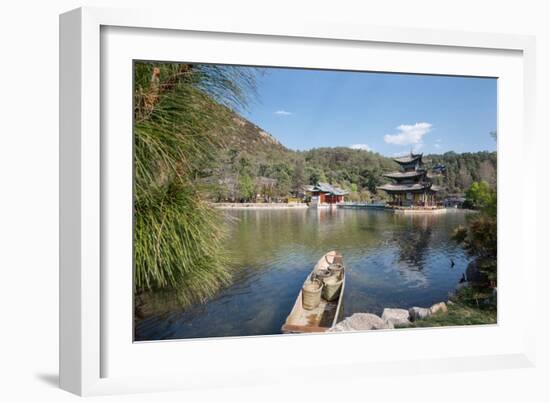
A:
[392,207,448,215]
[213,202,308,210]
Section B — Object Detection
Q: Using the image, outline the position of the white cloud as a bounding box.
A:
[350,144,372,151]
[274,110,292,116]
[384,122,432,146]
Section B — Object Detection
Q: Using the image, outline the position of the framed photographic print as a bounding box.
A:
[132,62,497,341]
[60,7,537,396]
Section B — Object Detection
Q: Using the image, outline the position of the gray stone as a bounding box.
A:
[330,313,393,332]
[429,302,448,315]
[408,306,430,321]
[381,308,411,327]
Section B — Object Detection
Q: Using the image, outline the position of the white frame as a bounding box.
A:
[60,7,538,396]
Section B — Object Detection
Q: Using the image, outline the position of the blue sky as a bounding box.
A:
[239,67,497,156]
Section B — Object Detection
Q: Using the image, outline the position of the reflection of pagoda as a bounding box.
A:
[378,152,440,208]
[396,217,433,270]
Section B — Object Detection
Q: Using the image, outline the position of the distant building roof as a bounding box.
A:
[334,189,348,196]
[377,183,433,192]
[312,182,349,196]
[393,152,423,164]
[383,171,425,179]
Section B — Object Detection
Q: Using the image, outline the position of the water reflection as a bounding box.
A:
[395,219,432,270]
[135,209,470,340]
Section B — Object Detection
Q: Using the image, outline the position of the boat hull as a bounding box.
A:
[281,251,345,334]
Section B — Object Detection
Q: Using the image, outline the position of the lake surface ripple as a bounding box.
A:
[135,208,471,340]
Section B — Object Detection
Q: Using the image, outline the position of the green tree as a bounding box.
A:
[237,155,252,175]
[275,170,291,197]
[426,151,497,195]
[307,167,327,185]
[361,169,383,193]
[291,159,306,196]
[238,173,256,201]
[465,181,494,210]
[347,192,361,202]
[360,189,373,201]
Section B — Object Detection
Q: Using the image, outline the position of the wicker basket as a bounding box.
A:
[322,273,343,301]
[314,268,332,280]
[302,279,323,310]
[328,263,344,276]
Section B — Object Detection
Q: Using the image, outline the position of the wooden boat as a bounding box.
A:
[281,251,345,334]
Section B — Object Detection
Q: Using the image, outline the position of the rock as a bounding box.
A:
[381,308,411,327]
[429,302,448,315]
[408,306,430,321]
[329,313,393,332]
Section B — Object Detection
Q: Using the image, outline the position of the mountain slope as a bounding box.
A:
[200,107,497,200]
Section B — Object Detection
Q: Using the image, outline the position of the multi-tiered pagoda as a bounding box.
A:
[378,152,440,208]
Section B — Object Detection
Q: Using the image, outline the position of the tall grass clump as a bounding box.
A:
[133,62,258,308]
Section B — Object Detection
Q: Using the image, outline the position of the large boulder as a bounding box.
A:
[408,306,430,321]
[330,313,393,332]
[381,308,411,327]
[429,302,448,315]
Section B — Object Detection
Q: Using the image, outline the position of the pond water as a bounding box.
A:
[135,208,471,341]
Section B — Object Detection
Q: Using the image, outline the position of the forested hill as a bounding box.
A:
[425,151,497,194]
[204,109,497,201]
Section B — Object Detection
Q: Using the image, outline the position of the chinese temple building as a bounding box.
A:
[378,153,440,208]
[309,182,348,207]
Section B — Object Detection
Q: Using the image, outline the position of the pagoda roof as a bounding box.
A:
[393,153,423,165]
[377,183,432,192]
[383,171,425,179]
[312,182,348,196]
